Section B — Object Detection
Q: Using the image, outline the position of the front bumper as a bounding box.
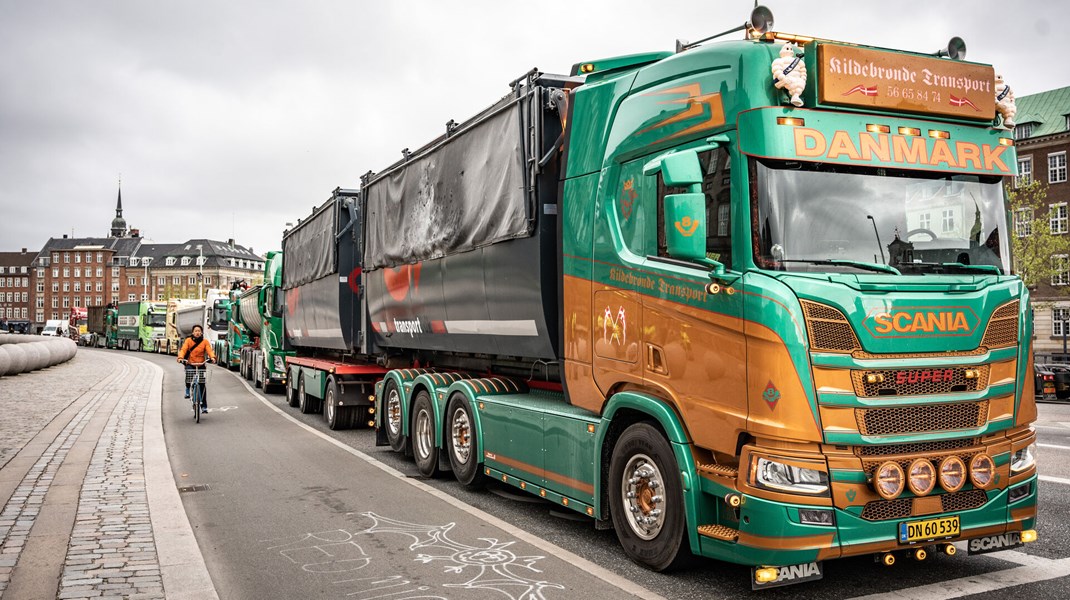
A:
[697,473,1038,566]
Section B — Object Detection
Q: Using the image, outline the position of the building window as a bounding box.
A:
[52,267,58,278]
[74,282,81,292]
[63,282,69,292]
[140,293,148,301]
[73,267,80,277]
[1055,307,1070,336]
[85,252,91,263]
[112,267,120,277]
[919,212,931,231]
[157,294,164,301]
[181,257,192,266]
[1051,152,1068,184]
[52,252,59,263]
[96,267,102,277]
[1015,123,1033,140]
[96,282,103,292]
[1053,255,1070,286]
[63,252,70,263]
[128,277,135,286]
[51,282,58,292]
[111,283,119,292]
[1052,203,1068,234]
[62,297,69,308]
[128,294,136,302]
[22,292,28,303]
[130,257,139,267]
[97,252,103,263]
[165,257,176,266]
[941,209,955,233]
[188,276,196,285]
[63,267,69,277]
[173,276,180,285]
[36,310,43,322]
[74,253,80,263]
[36,281,43,293]
[96,296,102,305]
[204,276,212,285]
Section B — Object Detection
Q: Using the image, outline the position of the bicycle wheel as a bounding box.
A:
[192,373,202,423]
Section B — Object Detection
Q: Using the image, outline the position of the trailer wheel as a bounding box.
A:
[384,380,407,452]
[298,378,316,414]
[609,422,691,572]
[325,378,350,430]
[412,391,440,477]
[286,368,299,407]
[446,395,483,487]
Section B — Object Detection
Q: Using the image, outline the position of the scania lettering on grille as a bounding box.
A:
[967,532,1023,555]
[894,368,956,385]
[864,307,979,338]
[751,562,823,589]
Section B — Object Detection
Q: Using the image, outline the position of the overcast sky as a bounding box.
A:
[1,1,1065,257]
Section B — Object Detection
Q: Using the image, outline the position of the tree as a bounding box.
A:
[1007,180,1070,294]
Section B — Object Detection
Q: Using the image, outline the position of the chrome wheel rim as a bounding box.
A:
[415,408,433,460]
[326,391,335,422]
[386,388,402,437]
[450,407,472,465]
[621,453,665,540]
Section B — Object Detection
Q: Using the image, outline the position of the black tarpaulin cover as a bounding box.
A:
[283,201,337,289]
[364,97,530,269]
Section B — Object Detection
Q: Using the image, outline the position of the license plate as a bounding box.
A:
[898,515,960,544]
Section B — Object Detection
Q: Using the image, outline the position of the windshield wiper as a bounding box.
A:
[777,259,901,275]
[897,261,1002,275]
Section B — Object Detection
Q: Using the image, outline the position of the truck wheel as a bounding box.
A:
[384,380,407,452]
[609,422,691,572]
[325,379,350,430]
[412,391,440,477]
[286,369,299,407]
[446,395,483,487]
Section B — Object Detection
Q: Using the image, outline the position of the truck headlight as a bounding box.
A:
[273,355,286,373]
[754,457,829,495]
[1011,443,1037,473]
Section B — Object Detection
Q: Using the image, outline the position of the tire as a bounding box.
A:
[412,391,440,477]
[325,379,350,430]
[608,422,691,572]
[192,376,202,424]
[298,378,315,414]
[446,394,483,487]
[286,368,300,407]
[383,380,407,452]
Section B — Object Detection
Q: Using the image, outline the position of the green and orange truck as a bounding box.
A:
[278,8,1038,587]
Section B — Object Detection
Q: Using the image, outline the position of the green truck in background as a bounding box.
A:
[221,282,252,370]
[239,251,292,391]
[87,304,118,349]
[116,301,167,352]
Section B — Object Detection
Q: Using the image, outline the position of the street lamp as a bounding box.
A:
[196,244,203,300]
[1060,307,1068,363]
[142,260,148,301]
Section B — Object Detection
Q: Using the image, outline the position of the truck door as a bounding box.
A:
[637,146,749,456]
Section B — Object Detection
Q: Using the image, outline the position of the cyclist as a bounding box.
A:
[177,324,216,413]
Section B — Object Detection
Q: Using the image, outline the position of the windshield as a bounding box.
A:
[752,160,1010,275]
[148,313,166,328]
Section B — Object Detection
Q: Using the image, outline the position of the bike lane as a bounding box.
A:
[154,354,662,600]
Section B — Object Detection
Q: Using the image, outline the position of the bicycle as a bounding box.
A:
[183,360,213,423]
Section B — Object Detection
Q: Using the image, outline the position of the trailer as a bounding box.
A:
[221,282,251,370]
[86,305,117,348]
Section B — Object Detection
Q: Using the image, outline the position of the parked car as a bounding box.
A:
[1040,363,1070,400]
[1035,364,1057,400]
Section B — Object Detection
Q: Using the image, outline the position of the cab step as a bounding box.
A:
[697,463,739,479]
[698,524,739,542]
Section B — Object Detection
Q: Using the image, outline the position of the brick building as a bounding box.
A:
[0,248,35,329]
[132,239,264,302]
[1011,85,1070,361]
[32,236,142,325]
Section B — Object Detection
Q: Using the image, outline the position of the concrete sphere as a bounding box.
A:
[5,344,28,374]
[23,343,46,371]
[0,346,11,376]
[50,339,69,363]
[63,339,78,361]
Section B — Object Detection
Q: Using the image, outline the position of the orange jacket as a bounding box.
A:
[177,337,216,364]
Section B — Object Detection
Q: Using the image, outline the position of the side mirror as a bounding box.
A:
[663,192,707,261]
[643,151,703,192]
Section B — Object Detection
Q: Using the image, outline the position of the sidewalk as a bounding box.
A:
[0,349,214,600]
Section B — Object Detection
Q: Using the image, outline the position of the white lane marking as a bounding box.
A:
[846,557,1070,600]
[228,372,667,600]
[1040,475,1070,486]
[1038,443,1070,451]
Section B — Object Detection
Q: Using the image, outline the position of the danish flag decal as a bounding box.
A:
[842,84,878,97]
[949,95,980,111]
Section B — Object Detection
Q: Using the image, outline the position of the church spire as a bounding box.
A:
[110,177,128,237]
